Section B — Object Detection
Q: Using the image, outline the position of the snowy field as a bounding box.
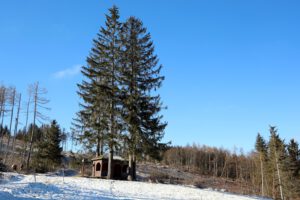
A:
[0,173,270,200]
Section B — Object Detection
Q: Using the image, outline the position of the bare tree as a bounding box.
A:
[22,94,31,163]
[4,87,16,164]
[0,85,7,150]
[12,93,22,152]
[26,82,50,170]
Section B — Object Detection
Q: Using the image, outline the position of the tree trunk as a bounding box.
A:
[0,88,5,150]
[12,93,21,152]
[0,97,5,150]
[96,137,100,157]
[221,154,228,177]
[275,151,284,200]
[4,88,16,164]
[107,148,113,179]
[128,154,133,181]
[26,85,38,170]
[259,154,265,196]
[22,96,31,163]
[235,157,239,179]
[100,138,103,155]
[208,153,211,174]
[133,152,136,180]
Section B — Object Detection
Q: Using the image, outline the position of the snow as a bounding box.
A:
[0,173,270,200]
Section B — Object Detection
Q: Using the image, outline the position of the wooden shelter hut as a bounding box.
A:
[92,155,128,180]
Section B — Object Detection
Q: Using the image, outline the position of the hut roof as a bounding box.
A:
[91,154,126,161]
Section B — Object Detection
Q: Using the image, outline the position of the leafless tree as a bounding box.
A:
[0,85,7,150]
[26,82,50,170]
[4,87,16,163]
[12,93,22,152]
[22,94,31,163]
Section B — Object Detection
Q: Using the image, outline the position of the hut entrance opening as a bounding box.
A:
[102,162,108,176]
[96,163,101,171]
[113,164,122,179]
[122,165,128,173]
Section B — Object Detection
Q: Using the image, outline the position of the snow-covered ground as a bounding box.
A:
[0,173,270,200]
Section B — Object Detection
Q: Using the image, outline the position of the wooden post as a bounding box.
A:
[81,159,85,177]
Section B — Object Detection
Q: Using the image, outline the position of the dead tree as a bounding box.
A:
[22,95,31,163]
[12,93,22,152]
[4,87,16,164]
[0,86,7,150]
[26,82,49,170]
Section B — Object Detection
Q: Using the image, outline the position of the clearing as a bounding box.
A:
[0,172,270,200]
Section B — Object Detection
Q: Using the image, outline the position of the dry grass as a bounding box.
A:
[137,162,260,196]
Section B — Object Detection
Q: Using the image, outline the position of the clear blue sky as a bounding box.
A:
[1,0,300,152]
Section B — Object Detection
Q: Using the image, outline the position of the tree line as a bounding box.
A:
[163,127,300,199]
[0,83,65,171]
[73,6,167,180]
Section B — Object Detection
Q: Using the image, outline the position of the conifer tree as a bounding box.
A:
[120,17,167,180]
[268,126,285,200]
[285,139,300,198]
[255,133,268,196]
[287,139,300,177]
[76,64,108,156]
[35,120,62,172]
[76,6,123,179]
[94,6,123,179]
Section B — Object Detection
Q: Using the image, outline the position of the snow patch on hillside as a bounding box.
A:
[0,173,271,200]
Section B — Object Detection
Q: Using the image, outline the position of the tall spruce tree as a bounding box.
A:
[76,64,108,156]
[76,6,123,179]
[255,133,268,196]
[268,126,285,200]
[103,7,123,180]
[120,17,167,180]
[76,6,166,180]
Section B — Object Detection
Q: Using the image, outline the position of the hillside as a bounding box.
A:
[0,138,271,199]
[137,162,258,196]
[0,172,270,200]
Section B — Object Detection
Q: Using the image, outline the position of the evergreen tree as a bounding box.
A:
[34,120,62,172]
[255,133,268,196]
[287,139,300,177]
[76,6,123,179]
[268,126,285,200]
[76,64,108,156]
[120,17,167,180]
[285,139,300,198]
[75,6,167,180]
[94,6,123,179]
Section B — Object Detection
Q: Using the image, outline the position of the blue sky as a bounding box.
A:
[1,0,300,152]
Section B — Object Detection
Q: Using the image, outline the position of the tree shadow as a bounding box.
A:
[0,191,42,200]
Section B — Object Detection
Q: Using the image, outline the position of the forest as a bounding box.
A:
[0,5,299,200]
[163,127,300,199]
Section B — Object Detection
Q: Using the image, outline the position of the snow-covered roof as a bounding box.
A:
[91,154,126,161]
